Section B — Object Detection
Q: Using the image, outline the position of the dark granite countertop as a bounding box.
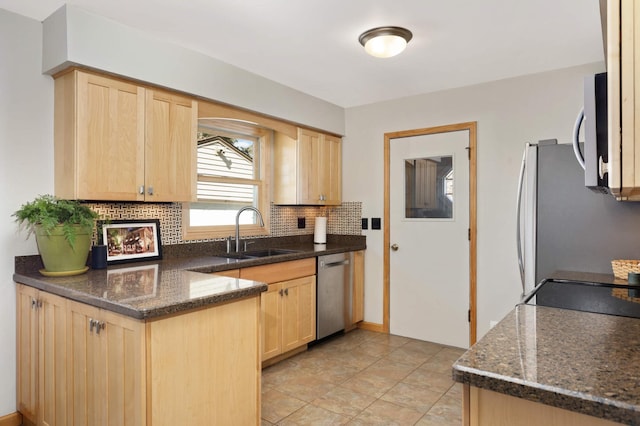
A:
[453,304,640,424]
[14,235,366,321]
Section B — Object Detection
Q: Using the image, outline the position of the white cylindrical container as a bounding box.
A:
[314,217,327,244]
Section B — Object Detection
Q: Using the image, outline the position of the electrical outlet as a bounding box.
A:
[297,217,306,229]
[361,218,368,230]
[371,217,381,230]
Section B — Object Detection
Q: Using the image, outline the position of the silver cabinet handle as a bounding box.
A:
[89,318,95,333]
[391,244,399,251]
[95,321,105,335]
[147,186,154,196]
[139,185,145,195]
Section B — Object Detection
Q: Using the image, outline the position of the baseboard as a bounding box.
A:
[358,321,386,333]
[0,412,22,426]
[261,345,307,368]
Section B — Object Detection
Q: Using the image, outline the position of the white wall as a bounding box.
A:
[0,9,54,416]
[42,5,345,136]
[343,62,604,341]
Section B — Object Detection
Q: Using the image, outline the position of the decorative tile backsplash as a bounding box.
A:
[88,201,362,246]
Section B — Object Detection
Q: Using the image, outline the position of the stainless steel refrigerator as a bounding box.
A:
[517,140,640,298]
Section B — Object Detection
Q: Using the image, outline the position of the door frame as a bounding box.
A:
[383,121,478,345]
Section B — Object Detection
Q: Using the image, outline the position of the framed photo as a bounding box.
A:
[99,219,162,265]
[106,264,159,302]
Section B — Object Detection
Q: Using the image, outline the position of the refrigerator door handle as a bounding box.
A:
[516,143,529,297]
[572,107,586,170]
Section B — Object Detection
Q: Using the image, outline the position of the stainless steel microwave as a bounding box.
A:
[583,72,609,192]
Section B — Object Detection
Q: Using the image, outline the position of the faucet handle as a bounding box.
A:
[226,236,233,253]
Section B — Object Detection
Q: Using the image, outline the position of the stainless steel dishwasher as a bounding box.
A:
[317,252,352,340]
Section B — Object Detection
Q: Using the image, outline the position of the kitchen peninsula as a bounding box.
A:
[14,236,365,425]
[453,303,640,425]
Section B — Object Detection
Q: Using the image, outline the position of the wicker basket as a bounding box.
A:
[611,260,640,280]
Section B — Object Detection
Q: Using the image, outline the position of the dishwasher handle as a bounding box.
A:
[320,259,350,268]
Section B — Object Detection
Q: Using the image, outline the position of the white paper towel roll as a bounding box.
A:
[314,217,327,244]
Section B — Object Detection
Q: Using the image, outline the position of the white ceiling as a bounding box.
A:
[0,0,604,108]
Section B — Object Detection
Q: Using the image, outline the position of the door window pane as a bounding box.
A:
[405,155,453,218]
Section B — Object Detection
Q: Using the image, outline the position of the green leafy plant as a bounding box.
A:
[13,194,99,249]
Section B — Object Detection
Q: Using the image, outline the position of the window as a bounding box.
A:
[404,155,453,219]
[182,119,271,240]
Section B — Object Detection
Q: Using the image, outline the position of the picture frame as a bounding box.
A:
[99,219,162,265]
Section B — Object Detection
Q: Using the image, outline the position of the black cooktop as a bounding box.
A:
[523,278,640,319]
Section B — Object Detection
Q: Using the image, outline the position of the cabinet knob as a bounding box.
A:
[279,289,284,297]
[89,318,95,333]
[147,186,154,196]
[284,288,289,296]
[139,185,145,195]
[95,321,105,335]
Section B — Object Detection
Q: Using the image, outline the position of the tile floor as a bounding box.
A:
[261,329,466,425]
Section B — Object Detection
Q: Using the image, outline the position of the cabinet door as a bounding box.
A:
[67,301,145,426]
[297,128,323,204]
[75,72,146,201]
[282,276,316,352]
[100,309,145,426]
[145,89,197,202]
[39,291,68,426]
[16,285,39,425]
[261,283,283,361]
[321,134,342,205]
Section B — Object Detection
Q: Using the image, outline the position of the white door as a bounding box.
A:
[389,130,470,348]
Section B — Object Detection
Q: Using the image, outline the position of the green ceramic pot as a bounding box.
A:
[35,224,92,272]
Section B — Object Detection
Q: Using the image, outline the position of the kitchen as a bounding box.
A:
[0,1,619,425]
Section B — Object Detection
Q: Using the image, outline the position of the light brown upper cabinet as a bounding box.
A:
[274,128,342,205]
[54,69,197,201]
[606,0,640,200]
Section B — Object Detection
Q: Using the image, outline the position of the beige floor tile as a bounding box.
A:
[312,385,377,417]
[385,345,436,368]
[445,382,462,399]
[341,370,400,398]
[274,372,336,402]
[261,388,307,424]
[416,394,462,425]
[261,331,464,425]
[403,367,457,395]
[365,332,411,348]
[365,358,417,381]
[380,382,444,413]
[349,340,398,358]
[279,404,351,425]
[421,348,465,374]
[349,399,424,425]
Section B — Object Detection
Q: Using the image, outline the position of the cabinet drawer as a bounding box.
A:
[240,258,315,283]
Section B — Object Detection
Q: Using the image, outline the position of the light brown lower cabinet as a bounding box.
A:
[17,285,68,426]
[463,384,621,426]
[16,283,261,426]
[239,258,316,362]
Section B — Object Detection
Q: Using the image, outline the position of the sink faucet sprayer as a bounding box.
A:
[235,206,264,252]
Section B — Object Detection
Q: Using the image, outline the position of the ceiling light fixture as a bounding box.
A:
[358,26,413,58]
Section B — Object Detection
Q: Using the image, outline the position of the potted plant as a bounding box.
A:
[13,194,99,275]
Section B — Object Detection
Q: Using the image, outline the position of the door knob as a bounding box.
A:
[391,244,399,251]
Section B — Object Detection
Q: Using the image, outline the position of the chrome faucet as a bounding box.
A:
[235,206,264,252]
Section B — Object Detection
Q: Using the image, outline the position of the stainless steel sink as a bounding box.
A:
[217,248,300,259]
